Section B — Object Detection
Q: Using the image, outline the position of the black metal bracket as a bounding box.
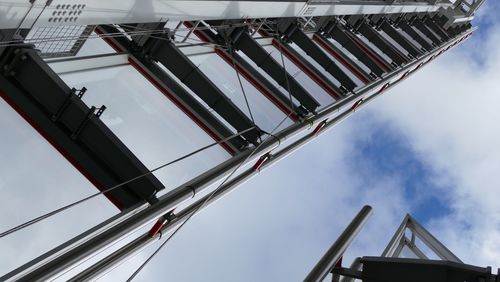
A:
[51,87,87,122]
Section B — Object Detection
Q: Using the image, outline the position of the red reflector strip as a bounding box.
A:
[377,83,390,94]
[350,99,364,111]
[313,120,327,135]
[252,154,270,171]
[399,71,410,80]
[148,219,166,238]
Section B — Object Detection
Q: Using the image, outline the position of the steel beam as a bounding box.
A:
[185,21,305,119]
[397,21,433,52]
[304,205,373,282]
[230,28,321,112]
[95,25,248,154]
[356,22,410,66]
[407,215,462,263]
[46,53,130,74]
[266,33,345,99]
[424,16,451,42]
[284,24,357,92]
[0,46,164,210]
[312,33,373,83]
[328,26,391,75]
[413,18,443,46]
[379,21,423,58]
[142,32,262,144]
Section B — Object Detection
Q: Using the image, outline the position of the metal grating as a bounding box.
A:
[25,25,95,58]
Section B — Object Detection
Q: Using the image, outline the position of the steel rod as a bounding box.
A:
[304,205,373,282]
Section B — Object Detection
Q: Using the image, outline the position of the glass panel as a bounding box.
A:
[0,99,117,273]
[358,35,393,64]
[399,28,425,50]
[60,65,231,192]
[289,42,365,89]
[263,45,335,107]
[188,53,294,133]
[155,62,238,134]
[235,50,301,107]
[379,31,411,57]
[327,38,373,74]
[76,32,116,57]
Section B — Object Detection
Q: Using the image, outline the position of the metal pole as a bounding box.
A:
[304,205,373,282]
[3,29,471,282]
[69,94,370,281]
[339,257,362,282]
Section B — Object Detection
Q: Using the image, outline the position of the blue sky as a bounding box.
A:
[1,2,500,281]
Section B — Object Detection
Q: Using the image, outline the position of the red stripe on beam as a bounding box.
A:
[95,27,237,155]
[0,90,124,210]
[312,34,370,83]
[271,39,342,100]
[215,49,299,121]
[184,21,299,120]
[345,32,392,72]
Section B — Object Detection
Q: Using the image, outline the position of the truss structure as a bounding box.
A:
[307,207,498,282]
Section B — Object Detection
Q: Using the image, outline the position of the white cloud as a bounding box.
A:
[2,6,499,282]
[366,7,500,268]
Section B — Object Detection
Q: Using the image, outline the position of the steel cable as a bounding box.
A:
[0,127,255,239]
[125,112,293,282]
[125,27,300,280]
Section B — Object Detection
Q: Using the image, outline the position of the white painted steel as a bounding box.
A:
[47,53,129,74]
[1,0,453,29]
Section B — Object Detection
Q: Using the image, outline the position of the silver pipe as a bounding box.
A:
[69,96,362,281]
[304,205,373,282]
[4,29,471,282]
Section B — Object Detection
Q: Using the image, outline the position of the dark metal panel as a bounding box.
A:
[144,34,262,144]
[413,18,443,46]
[379,21,423,58]
[285,25,357,91]
[218,49,305,118]
[357,22,410,66]
[231,29,320,112]
[361,257,496,282]
[184,21,305,119]
[0,46,164,210]
[95,25,247,155]
[328,26,389,76]
[312,34,372,83]
[397,21,433,51]
[424,16,451,42]
[268,36,344,99]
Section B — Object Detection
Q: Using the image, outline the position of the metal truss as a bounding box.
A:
[307,210,498,282]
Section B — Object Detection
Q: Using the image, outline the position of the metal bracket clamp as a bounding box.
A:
[70,105,107,140]
[252,153,271,171]
[312,120,327,135]
[51,87,87,122]
[148,209,176,238]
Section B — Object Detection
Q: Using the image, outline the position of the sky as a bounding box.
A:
[1,2,500,281]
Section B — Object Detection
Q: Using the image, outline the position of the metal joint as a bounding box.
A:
[51,87,87,122]
[70,106,97,140]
